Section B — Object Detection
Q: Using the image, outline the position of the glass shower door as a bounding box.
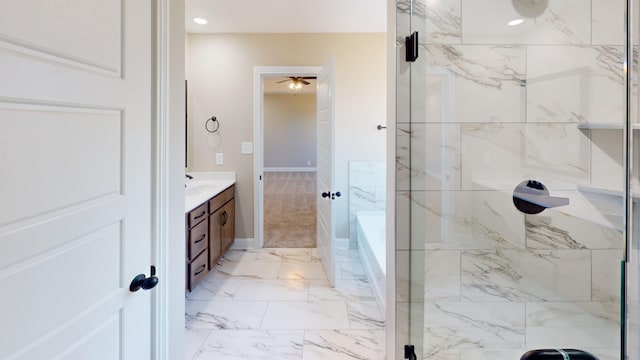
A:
[395,1,630,359]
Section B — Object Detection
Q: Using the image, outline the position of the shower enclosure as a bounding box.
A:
[394,0,640,359]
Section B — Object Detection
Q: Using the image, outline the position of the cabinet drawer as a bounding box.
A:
[189,218,208,260]
[189,250,209,289]
[209,185,235,212]
[188,202,208,228]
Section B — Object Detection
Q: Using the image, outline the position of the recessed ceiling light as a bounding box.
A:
[508,18,524,26]
[193,17,208,25]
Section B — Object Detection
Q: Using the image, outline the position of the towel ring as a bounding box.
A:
[205,116,219,133]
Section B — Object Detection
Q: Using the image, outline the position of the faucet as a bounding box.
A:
[185,174,193,180]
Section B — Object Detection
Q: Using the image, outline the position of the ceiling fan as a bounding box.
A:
[277,76,316,90]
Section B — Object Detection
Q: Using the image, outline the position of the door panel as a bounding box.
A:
[0,0,122,72]
[0,106,121,225]
[316,58,336,287]
[0,0,152,358]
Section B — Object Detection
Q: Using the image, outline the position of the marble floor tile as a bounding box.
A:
[278,262,327,280]
[233,279,310,301]
[347,301,385,330]
[185,247,386,359]
[308,278,376,302]
[456,348,526,360]
[186,278,244,301]
[185,300,268,330]
[192,330,304,360]
[302,330,385,360]
[212,258,282,279]
[226,248,314,262]
[222,249,283,262]
[267,248,314,262]
[261,301,351,330]
[185,329,210,360]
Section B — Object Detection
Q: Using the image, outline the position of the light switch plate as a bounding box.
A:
[216,153,223,165]
[241,142,253,154]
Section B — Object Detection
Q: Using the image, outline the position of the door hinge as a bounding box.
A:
[406,31,418,62]
[404,345,417,360]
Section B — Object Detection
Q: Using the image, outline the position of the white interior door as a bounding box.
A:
[0,1,153,358]
[316,58,336,287]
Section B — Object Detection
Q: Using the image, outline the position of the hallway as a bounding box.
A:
[185,248,385,359]
[263,172,317,248]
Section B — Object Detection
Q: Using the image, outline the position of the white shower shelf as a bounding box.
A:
[577,123,640,130]
[577,184,640,199]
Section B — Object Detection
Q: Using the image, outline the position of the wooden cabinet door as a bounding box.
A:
[209,208,222,269]
[221,199,235,251]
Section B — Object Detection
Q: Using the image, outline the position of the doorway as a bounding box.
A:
[262,79,318,248]
[253,66,321,250]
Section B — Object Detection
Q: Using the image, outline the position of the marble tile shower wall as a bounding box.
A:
[396,1,626,359]
[348,161,386,247]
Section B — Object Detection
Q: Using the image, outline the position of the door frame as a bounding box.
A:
[253,66,321,249]
[152,1,185,359]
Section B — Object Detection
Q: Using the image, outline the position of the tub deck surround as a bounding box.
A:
[356,211,386,314]
[348,161,386,247]
[185,171,236,213]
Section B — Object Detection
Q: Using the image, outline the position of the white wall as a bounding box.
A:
[264,93,317,169]
[186,33,386,239]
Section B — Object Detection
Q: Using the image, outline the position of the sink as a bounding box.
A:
[185,183,222,196]
[184,173,236,213]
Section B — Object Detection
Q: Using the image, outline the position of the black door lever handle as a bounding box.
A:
[129,265,159,292]
[321,191,341,200]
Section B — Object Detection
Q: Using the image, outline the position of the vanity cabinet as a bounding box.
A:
[209,185,235,269]
[186,202,209,292]
[185,183,236,292]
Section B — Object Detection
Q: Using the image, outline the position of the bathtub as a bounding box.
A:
[356,211,386,312]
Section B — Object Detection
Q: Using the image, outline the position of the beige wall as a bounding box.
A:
[264,94,317,168]
[186,33,386,239]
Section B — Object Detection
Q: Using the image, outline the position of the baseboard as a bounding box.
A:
[231,238,258,250]
[264,167,317,172]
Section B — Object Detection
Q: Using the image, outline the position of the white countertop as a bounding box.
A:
[185,171,236,213]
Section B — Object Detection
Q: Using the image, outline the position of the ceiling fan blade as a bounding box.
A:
[276,79,290,83]
[300,76,317,79]
[301,80,311,85]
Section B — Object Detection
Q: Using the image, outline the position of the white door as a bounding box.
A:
[316,58,337,287]
[0,1,153,359]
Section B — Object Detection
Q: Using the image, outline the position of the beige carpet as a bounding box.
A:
[263,172,317,248]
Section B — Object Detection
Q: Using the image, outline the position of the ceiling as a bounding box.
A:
[185,0,387,33]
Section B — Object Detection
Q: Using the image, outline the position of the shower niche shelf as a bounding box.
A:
[577,123,640,130]
[576,121,640,200]
[577,184,640,199]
